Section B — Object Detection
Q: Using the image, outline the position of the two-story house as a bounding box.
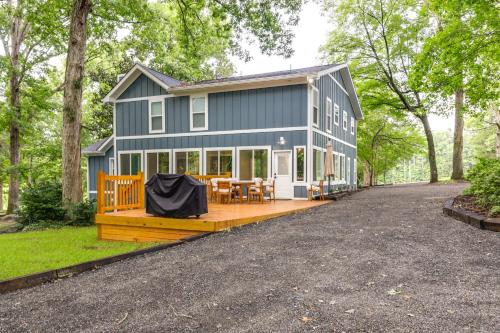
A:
[83,63,363,200]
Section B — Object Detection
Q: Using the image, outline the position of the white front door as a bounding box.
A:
[273,150,293,199]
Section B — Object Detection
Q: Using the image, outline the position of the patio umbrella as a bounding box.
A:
[324,141,334,193]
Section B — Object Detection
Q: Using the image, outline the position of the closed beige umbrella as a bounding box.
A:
[324,141,334,192]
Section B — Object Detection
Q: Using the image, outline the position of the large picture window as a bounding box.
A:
[190,94,208,131]
[149,99,164,133]
[175,150,200,175]
[294,146,305,182]
[238,148,269,181]
[312,87,319,127]
[206,149,233,177]
[119,152,142,175]
[146,151,170,180]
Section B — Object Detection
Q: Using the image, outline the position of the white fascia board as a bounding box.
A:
[103,64,171,103]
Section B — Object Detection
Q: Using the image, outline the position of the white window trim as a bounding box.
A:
[190,93,208,131]
[326,97,332,134]
[347,157,351,185]
[342,110,348,131]
[332,151,347,185]
[118,150,144,176]
[350,116,355,135]
[311,86,319,128]
[108,157,115,176]
[236,145,272,180]
[148,98,165,134]
[312,145,326,184]
[334,103,340,126]
[203,147,236,176]
[172,148,203,175]
[293,146,306,183]
[144,149,172,179]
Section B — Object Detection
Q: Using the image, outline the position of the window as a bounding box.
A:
[350,116,355,135]
[175,150,200,175]
[206,149,233,177]
[334,103,339,125]
[340,154,345,181]
[190,94,208,131]
[294,146,305,182]
[334,153,340,181]
[109,158,115,175]
[312,87,319,127]
[119,152,142,175]
[238,148,269,181]
[149,99,164,133]
[146,151,170,180]
[313,148,322,182]
[326,98,332,133]
[347,157,351,185]
[342,110,348,130]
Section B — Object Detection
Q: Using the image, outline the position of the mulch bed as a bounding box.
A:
[452,195,493,218]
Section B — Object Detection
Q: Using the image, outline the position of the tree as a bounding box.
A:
[0,0,67,213]
[61,0,304,204]
[322,0,439,182]
[412,0,500,179]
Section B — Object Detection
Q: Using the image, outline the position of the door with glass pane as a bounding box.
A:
[273,151,293,199]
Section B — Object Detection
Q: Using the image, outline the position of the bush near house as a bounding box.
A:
[17,181,95,229]
[463,158,500,217]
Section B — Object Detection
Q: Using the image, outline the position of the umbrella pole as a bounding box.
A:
[328,175,331,193]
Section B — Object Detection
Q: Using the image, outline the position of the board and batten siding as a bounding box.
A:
[118,74,166,99]
[87,146,114,196]
[115,82,308,137]
[313,73,356,146]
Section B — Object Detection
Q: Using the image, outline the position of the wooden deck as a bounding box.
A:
[95,200,329,242]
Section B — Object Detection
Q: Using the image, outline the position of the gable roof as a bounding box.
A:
[82,136,113,156]
[103,63,362,119]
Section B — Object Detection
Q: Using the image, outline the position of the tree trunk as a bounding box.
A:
[451,89,464,179]
[6,12,22,214]
[495,106,500,159]
[417,114,439,183]
[0,182,3,212]
[62,0,92,205]
[363,162,372,186]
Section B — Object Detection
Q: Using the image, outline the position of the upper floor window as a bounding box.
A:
[312,87,319,127]
[342,110,348,130]
[350,116,355,134]
[190,94,208,131]
[334,103,339,125]
[149,99,164,133]
[326,98,332,133]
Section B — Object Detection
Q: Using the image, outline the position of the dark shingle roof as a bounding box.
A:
[179,64,339,87]
[137,63,182,87]
[82,137,112,154]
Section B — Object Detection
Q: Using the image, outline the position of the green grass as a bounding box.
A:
[0,226,157,281]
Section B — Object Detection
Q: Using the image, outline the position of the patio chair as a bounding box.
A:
[248,178,264,203]
[217,180,233,204]
[264,177,276,202]
[307,180,324,200]
[209,178,218,202]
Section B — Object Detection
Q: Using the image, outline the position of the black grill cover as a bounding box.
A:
[145,174,208,218]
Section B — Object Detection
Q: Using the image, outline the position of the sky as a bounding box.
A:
[231,2,453,132]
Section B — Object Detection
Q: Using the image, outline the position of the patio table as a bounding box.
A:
[230,180,255,203]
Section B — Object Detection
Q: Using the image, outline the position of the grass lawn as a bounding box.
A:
[0,226,157,281]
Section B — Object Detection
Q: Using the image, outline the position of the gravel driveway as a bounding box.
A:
[1,183,498,332]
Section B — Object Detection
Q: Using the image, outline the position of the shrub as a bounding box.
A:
[17,181,96,227]
[17,182,66,226]
[464,158,500,216]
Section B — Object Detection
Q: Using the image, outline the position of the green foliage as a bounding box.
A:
[463,158,500,216]
[17,181,95,227]
[17,182,66,226]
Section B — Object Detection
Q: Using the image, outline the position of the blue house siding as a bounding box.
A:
[115,84,308,137]
[118,74,166,99]
[87,146,114,198]
[313,74,356,146]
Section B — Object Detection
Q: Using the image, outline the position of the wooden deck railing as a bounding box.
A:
[97,171,144,214]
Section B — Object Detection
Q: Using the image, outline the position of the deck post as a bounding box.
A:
[138,172,145,209]
[97,171,105,214]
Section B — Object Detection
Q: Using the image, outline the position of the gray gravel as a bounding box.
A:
[0,183,498,332]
